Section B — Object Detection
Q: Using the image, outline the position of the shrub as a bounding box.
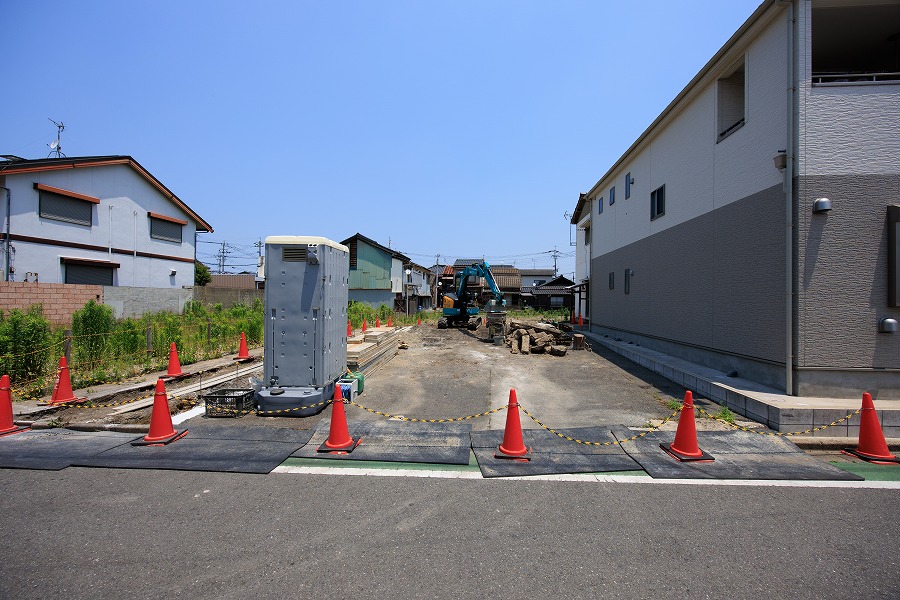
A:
[0,305,53,384]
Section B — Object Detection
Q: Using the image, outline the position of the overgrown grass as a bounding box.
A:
[0,299,265,400]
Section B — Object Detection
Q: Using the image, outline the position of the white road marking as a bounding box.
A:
[271,465,900,488]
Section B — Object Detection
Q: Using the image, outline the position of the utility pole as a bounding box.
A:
[254,238,263,258]
[550,247,560,276]
[216,241,229,274]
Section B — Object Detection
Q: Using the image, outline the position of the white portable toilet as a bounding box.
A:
[256,236,349,416]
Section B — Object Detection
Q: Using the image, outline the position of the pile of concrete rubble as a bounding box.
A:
[505,320,575,356]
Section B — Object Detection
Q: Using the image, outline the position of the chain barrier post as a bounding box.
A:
[318,384,360,453]
[495,388,531,460]
[660,391,714,462]
[842,392,900,464]
[63,329,72,366]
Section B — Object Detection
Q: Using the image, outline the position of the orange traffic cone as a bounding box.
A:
[570,310,575,324]
[318,384,360,453]
[132,379,187,445]
[388,316,393,327]
[234,332,251,362]
[578,314,583,327]
[347,320,353,337]
[376,317,381,328]
[165,342,186,379]
[0,375,29,437]
[661,391,713,462]
[362,319,368,333]
[417,316,421,326]
[46,356,86,405]
[495,389,531,460]
[842,393,899,464]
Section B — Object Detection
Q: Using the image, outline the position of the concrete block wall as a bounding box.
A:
[102,286,193,320]
[0,282,103,326]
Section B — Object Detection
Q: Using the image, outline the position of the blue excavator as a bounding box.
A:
[438,261,506,330]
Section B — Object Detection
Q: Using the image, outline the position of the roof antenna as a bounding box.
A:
[47,118,66,158]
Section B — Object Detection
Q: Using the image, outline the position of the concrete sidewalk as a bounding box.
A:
[579,328,900,443]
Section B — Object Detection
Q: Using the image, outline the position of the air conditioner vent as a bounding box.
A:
[282,247,307,262]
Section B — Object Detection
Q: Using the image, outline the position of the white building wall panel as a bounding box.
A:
[591,10,788,260]
[5,164,198,287]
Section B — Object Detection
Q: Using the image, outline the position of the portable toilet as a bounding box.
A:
[257,236,349,416]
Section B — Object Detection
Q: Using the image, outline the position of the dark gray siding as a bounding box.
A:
[796,175,900,370]
[591,184,786,367]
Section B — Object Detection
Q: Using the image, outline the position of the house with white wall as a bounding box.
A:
[572,0,900,398]
[0,155,212,288]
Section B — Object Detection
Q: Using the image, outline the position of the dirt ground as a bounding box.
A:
[29,319,751,435]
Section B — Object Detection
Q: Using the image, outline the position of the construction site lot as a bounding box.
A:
[8,318,888,479]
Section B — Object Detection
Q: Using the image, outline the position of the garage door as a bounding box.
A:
[65,264,114,285]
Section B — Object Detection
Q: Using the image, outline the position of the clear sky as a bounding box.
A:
[2,0,763,278]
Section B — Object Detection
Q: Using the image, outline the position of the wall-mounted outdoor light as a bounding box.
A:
[773,151,787,171]
[813,197,832,213]
[170,269,177,276]
[879,318,898,333]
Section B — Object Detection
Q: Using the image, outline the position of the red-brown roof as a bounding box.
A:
[0,155,213,232]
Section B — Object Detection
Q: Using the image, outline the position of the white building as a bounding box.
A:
[0,155,212,288]
[572,0,900,398]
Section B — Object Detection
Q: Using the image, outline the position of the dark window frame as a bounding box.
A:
[149,216,183,243]
[625,173,632,199]
[651,185,666,221]
[609,186,615,206]
[38,190,93,226]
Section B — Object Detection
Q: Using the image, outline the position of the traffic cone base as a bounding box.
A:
[0,425,30,437]
[233,332,252,362]
[660,442,715,462]
[842,393,899,464]
[133,429,188,446]
[133,379,186,446]
[840,448,900,465]
[44,357,86,405]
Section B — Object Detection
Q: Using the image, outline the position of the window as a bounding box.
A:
[550,296,564,307]
[717,60,745,140]
[651,185,665,220]
[608,272,614,290]
[625,173,631,199]
[624,269,632,295]
[598,196,603,215]
[812,4,900,84]
[149,213,185,243]
[348,239,358,269]
[36,184,96,226]
[584,225,590,246]
[61,258,117,285]
[609,186,615,206]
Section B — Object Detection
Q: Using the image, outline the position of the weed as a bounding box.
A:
[46,416,68,428]
[665,398,682,411]
[713,406,736,424]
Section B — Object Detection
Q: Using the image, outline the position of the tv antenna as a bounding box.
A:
[47,118,66,158]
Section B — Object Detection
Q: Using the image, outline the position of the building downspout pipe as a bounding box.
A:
[785,0,795,395]
[1,186,10,282]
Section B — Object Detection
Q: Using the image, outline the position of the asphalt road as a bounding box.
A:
[1,467,897,600]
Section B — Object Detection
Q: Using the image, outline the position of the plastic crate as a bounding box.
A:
[203,388,255,418]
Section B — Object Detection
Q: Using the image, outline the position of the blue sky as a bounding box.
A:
[3,0,762,277]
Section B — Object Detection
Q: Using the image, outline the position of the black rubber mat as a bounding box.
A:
[612,428,864,481]
[293,420,472,465]
[470,427,642,478]
[74,425,314,474]
[0,430,136,471]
